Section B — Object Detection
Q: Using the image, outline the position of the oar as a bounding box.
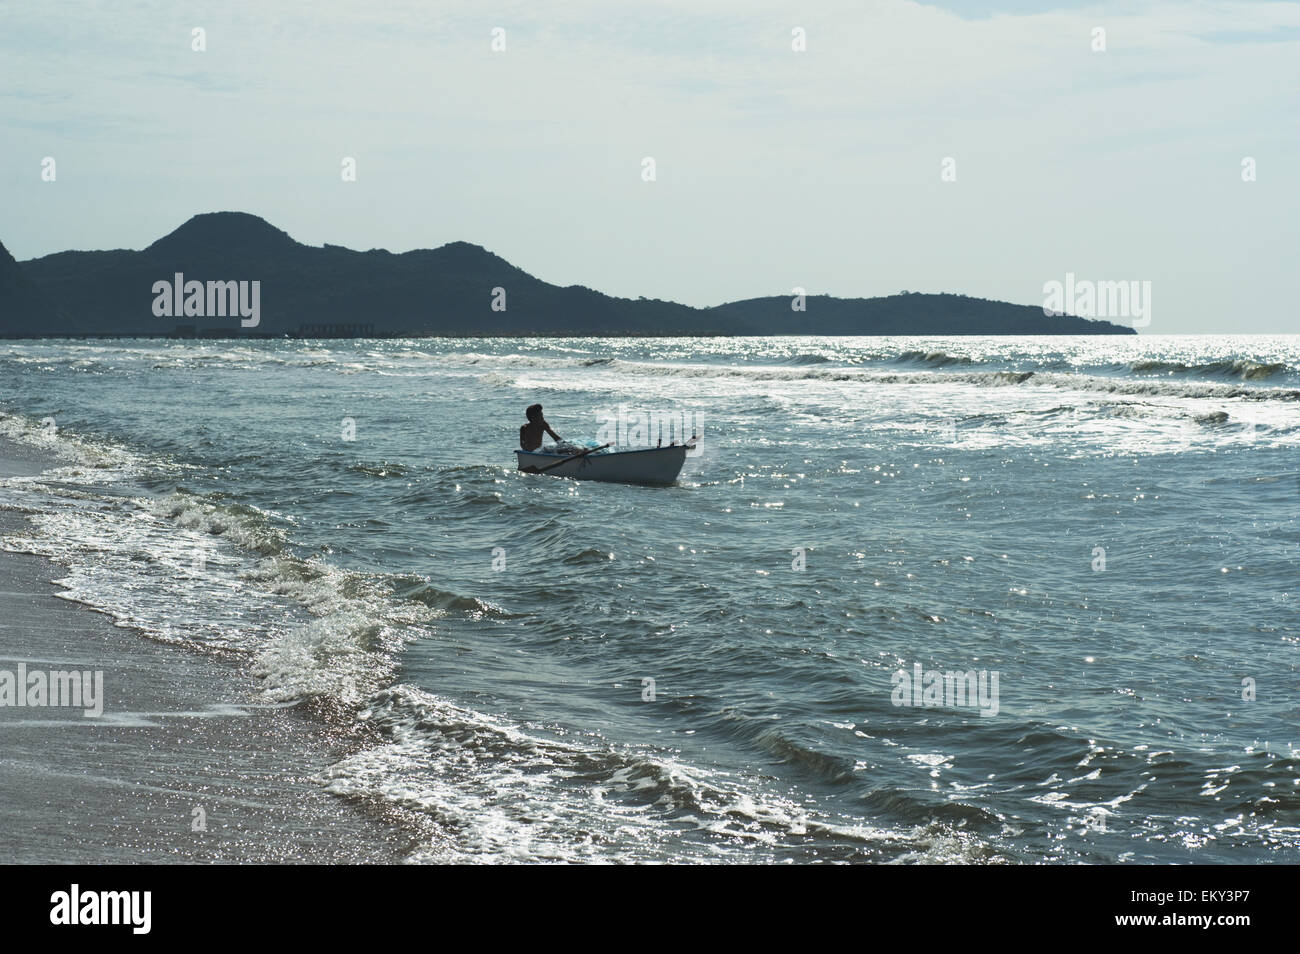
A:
[533,442,613,474]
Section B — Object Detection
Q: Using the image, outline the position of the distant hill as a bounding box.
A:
[1,212,1136,337]
[0,240,64,331]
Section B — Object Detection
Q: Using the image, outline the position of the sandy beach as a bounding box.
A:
[0,435,418,864]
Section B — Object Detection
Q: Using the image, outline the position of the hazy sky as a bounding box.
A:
[2,0,1298,332]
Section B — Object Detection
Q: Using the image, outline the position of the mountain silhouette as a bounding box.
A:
[146,211,299,260]
[0,240,63,330]
[2,213,1136,337]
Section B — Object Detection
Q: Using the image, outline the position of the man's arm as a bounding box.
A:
[544,420,562,441]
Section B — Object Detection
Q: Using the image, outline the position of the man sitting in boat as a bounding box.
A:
[519,403,563,451]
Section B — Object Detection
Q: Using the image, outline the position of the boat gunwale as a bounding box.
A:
[515,445,692,459]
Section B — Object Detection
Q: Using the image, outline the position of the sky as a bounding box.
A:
[2,0,1298,333]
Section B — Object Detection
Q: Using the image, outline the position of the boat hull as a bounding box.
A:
[516,446,690,485]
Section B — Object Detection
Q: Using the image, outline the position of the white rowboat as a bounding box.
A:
[516,445,691,485]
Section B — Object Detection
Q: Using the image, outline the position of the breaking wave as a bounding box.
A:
[1125,359,1289,380]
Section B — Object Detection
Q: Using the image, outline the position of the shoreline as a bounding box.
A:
[0,435,422,864]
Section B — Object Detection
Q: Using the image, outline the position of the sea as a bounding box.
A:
[1,334,1297,863]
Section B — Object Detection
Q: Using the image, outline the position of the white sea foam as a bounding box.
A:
[324,684,907,863]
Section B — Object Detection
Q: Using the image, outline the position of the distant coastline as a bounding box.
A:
[1,212,1138,338]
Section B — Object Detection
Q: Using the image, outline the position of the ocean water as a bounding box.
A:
[1,334,1298,863]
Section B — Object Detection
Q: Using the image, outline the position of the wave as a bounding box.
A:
[1126,359,1289,380]
[8,341,1298,397]
[390,576,517,619]
[1030,372,1300,402]
[588,360,1300,401]
[0,410,144,477]
[0,412,442,700]
[344,460,410,479]
[419,348,1299,396]
[323,684,915,863]
[147,491,290,557]
[895,349,974,368]
[355,347,1293,391]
